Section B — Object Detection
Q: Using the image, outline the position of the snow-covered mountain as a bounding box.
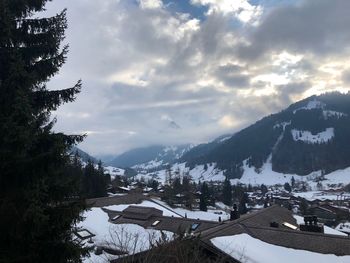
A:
[86,92,350,188]
[107,144,194,171]
[181,92,350,179]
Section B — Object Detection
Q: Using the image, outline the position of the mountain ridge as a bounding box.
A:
[181,92,350,178]
[107,144,193,169]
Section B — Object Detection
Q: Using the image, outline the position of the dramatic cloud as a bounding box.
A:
[237,0,350,60]
[43,0,350,156]
[191,0,262,24]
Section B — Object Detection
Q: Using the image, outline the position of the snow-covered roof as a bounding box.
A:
[199,205,350,258]
[211,233,350,263]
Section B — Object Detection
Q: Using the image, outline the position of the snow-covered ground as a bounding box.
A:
[104,166,125,180]
[219,136,231,143]
[273,121,291,129]
[230,158,350,189]
[323,110,347,119]
[292,215,347,236]
[211,233,350,263]
[133,159,165,170]
[293,100,325,114]
[135,155,350,189]
[135,162,225,184]
[291,128,334,144]
[78,208,174,263]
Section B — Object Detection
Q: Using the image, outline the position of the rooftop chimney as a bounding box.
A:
[299,215,324,233]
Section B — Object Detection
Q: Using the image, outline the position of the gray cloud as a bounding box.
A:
[238,0,350,61]
[342,70,350,85]
[214,64,250,88]
[43,0,350,156]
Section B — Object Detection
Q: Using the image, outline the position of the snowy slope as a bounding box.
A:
[234,158,350,188]
[137,156,350,189]
[179,92,350,179]
[293,99,325,114]
[108,144,194,170]
[104,166,125,180]
[132,145,194,170]
[135,162,225,184]
[323,110,347,119]
[291,128,334,144]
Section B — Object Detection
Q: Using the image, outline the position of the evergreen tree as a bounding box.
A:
[172,176,182,194]
[199,182,209,211]
[261,184,268,195]
[203,163,208,171]
[247,184,253,192]
[149,179,159,192]
[182,176,195,209]
[222,178,232,206]
[284,182,292,192]
[291,176,296,189]
[82,160,107,198]
[299,199,309,215]
[0,1,86,262]
[239,192,249,214]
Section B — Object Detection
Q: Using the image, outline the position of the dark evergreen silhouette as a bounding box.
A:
[199,182,209,211]
[239,193,249,214]
[222,178,232,206]
[291,176,296,189]
[0,1,86,262]
[261,184,268,195]
[82,160,108,198]
[284,182,292,192]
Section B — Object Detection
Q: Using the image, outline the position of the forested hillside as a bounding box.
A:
[182,92,350,178]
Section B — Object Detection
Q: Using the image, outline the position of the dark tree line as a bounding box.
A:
[67,153,109,199]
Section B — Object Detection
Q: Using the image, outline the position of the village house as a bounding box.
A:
[102,202,350,262]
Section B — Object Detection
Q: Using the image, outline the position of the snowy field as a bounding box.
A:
[232,158,350,189]
[211,233,350,263]
[135,157,350,189]
[291,128,334,144]
[104,166,125,180]
[293,99,325,114]
[136,162,225,184]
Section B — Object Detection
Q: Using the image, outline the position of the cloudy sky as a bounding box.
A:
[44,0,350,156]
